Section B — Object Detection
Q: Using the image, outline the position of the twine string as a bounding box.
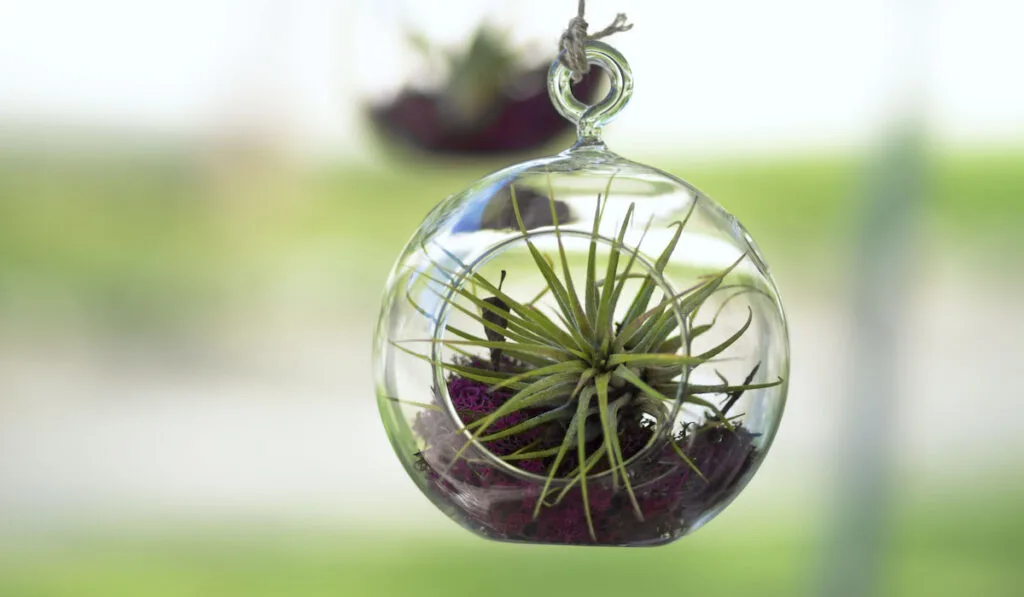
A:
[558,0,633,82]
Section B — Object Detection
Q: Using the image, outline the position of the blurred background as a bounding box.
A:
[1,1,1022,595]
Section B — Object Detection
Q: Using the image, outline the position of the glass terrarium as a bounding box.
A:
[374,41,789,546]
[354,0,602,155]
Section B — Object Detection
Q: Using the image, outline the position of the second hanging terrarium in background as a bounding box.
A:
[355,1,603,155]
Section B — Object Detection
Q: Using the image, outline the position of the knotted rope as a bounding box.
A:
[558,0,633,81]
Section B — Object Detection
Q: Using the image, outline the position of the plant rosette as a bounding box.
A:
[375,41,789,546]
[368,24,602,155]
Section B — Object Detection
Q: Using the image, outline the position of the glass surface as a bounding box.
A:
[374,42,789,546]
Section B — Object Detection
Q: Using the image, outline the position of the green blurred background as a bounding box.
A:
[1,1,1022,596]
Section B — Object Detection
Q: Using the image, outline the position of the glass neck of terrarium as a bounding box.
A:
[574,122,606,148]
[549,41,633,152]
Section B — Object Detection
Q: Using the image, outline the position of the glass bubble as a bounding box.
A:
[374,41,789,546]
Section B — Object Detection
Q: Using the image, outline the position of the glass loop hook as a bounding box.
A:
[548,40,634,146]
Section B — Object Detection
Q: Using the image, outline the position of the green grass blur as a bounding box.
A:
[1,148,1021,327]
[1,491,1020,597]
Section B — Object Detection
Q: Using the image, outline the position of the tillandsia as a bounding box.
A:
[392,180,783,543]
[369,24,602,155]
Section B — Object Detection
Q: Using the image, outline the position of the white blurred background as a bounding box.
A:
[3,1,1023,155]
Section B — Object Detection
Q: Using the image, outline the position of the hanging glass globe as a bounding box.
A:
[374,41,789,546]
[354,0,602,155]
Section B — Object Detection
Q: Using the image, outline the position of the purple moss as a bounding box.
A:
[368,65,602,156]
[412,368,759,545]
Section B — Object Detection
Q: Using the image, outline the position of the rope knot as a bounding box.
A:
[558,2,633,82]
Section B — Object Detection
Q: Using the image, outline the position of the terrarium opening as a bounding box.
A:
[429,226,689,485]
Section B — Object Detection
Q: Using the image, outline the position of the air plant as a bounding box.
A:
[368,24,602,155]
[392,181,782,543]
